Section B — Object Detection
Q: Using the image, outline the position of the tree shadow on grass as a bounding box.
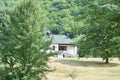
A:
[54,59,119,67]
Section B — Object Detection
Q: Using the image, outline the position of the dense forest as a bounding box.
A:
[1,0,120,37]
[41,0,85,38]
[41,0,120,38]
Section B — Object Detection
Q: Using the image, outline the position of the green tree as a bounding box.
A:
[0,0,51,80]
[77,0,120,63]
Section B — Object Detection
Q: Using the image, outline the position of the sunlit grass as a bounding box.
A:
[47,57,120,80]
[0,57,120,80]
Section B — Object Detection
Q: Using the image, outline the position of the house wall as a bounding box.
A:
[50,44,77,57]
[58,44,77,56]
[75,46,77,56]
[50,44,58,51]
[66,45,77,56]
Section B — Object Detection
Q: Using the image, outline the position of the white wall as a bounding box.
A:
[66,45,77,56]
[75,46,77,55]
[50,44,58,51]
[50,44,77,57]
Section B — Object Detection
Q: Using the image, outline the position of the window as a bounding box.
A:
[59,46,67,51]
[53,46,55,50]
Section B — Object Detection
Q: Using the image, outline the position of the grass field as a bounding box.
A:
[47,57,120,80]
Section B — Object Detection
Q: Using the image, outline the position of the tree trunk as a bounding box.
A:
[105,51,109,64]
[105,58,109,64]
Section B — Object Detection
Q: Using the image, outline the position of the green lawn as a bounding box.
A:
[47,57,120,80]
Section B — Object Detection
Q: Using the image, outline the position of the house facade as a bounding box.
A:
[46,32,77,57]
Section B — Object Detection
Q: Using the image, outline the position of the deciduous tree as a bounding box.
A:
[77,0,120,63]
[0,0,51,80]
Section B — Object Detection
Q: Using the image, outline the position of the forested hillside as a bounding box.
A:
[40,0,113,38]
[41,0,85,38]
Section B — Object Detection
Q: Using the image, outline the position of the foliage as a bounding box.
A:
[77,0,120,63]
[0,0,52,80]
[41,0,84,38]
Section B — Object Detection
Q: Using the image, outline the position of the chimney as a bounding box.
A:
[66,33,69,38]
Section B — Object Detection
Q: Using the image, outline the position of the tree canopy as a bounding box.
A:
[76,0,120,63]
[0,0,51,80]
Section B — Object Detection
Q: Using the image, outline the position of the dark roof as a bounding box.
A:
[51,35,75,45]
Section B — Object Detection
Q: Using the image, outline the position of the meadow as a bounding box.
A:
[47,57,120,80]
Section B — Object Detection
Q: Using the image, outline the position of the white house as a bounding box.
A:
[46,32,77,57]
